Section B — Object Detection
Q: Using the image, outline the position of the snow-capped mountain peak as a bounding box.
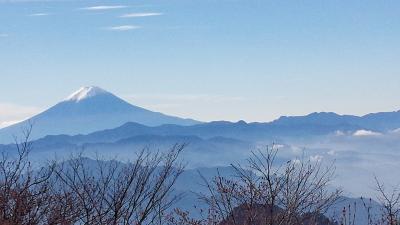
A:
[65,86,107,102]
[0,86,199,143]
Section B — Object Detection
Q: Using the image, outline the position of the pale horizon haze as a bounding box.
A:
[1,0,400,127]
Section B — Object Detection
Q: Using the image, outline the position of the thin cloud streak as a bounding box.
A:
[106,25,141,31]
[0,33,8,37]
[81,5,127,11]
[120,12,163,18]
[28,13,50,16]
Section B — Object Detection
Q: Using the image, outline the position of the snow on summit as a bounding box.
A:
[66,86,107,102]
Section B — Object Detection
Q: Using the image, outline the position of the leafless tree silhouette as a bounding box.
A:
[0,127,185,225]
[171,145,341,225]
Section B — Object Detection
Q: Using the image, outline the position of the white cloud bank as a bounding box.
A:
[353,129,382,137]
[106,25,141,31]
[81,5,127,11]
[120,12,163,18]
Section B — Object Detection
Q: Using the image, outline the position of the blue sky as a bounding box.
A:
[0,0,400,126]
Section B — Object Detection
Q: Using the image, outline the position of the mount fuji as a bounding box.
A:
[0,86,199,144]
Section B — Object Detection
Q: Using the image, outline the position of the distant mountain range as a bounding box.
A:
[273,111,400,131]
[1,86,400,144]
[0,86,199,143]
[0,86,391,225]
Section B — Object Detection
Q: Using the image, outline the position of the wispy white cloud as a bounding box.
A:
[327,150,336,156]
[106,25,141,31]
[81,5,127,11]
[310,154,323,162]
[28,13,50,16]
[274,144,285,149]
[120,12,163,18]
[353,129,382,137]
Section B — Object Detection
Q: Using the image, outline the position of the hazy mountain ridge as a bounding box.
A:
[3,109,397,145]
[13,119,364,146]
[1,86,400,144]
[0,86,199,143]
[272,111,400,131]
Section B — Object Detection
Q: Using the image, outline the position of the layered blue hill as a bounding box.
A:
[271,111,400,131]
[2,86,400,145]
[0,86,199,143]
